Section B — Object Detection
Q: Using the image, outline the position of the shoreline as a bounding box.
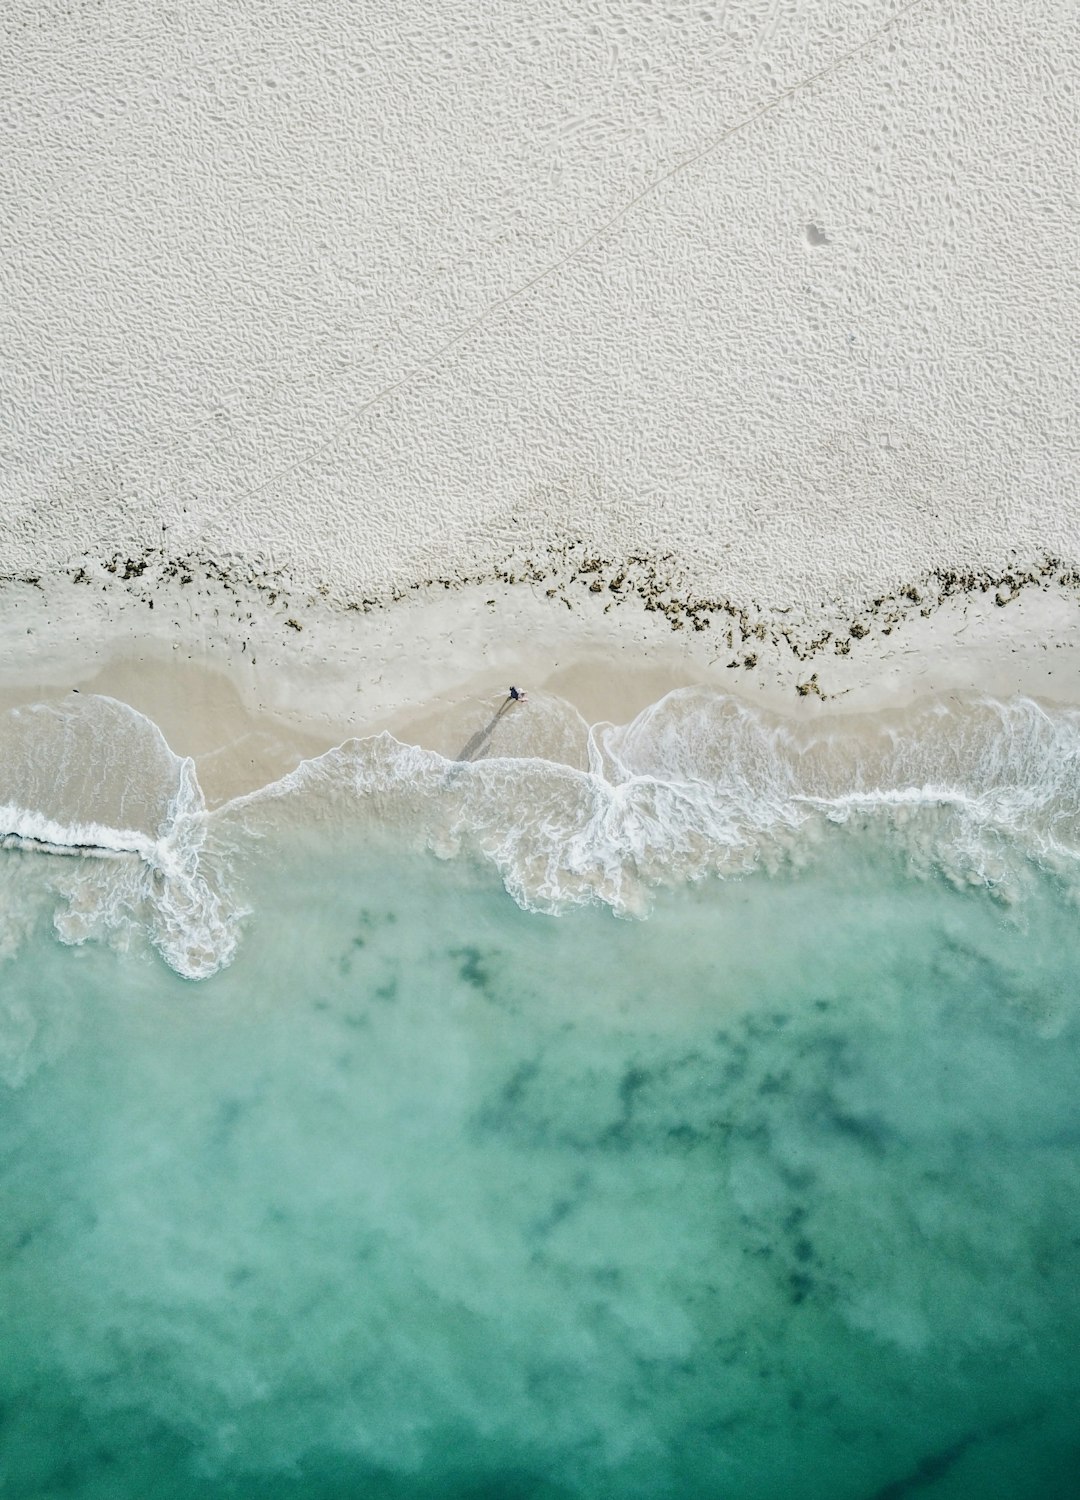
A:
[4,554,1080,977]
[2,556,1080,807]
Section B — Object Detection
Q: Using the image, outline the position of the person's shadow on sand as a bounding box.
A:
[454,698,517,763]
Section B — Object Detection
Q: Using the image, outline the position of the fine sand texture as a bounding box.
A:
[3,0,1078,626]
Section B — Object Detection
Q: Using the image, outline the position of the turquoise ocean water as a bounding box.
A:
[2,690,1080,1496]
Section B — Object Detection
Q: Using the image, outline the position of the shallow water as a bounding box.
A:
[4,688,1080,979]
[2,828,1079,1498]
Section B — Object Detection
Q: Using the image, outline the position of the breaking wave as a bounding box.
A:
[3,689,1080,978]
[0,697,235,978]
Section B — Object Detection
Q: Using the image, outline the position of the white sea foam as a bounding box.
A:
[225,691,1080,915]
[3,690,1080,977]
[0,697,233,979]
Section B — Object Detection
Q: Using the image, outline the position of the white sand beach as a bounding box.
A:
[2,0,1079,765]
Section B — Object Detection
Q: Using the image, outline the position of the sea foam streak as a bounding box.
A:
[0,697,234,978]
[2,690,1079,978]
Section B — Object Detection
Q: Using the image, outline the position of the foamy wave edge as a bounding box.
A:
[226,689,1080,913]
[0,757,236,982]
[4,689,1080,978]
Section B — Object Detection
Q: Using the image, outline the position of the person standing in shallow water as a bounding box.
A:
[508,686,527,703]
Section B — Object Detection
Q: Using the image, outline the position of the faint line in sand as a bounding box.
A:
[231,0,931,507]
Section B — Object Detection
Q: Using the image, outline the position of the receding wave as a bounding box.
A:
[0,697,235,978]
[3,689,1080,978]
